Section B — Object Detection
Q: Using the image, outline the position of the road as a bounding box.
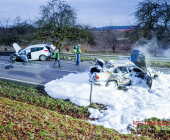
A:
[0,56,170,85]
[0,56,93,85]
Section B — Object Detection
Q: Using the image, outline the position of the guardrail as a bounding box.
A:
[0,52,15,56]
[0,52,170,62]
[59,52,170,62]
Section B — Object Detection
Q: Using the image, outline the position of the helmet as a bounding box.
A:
[77,44,80,47]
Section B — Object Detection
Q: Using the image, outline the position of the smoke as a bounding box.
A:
[132,37,159,65]
[131,37,170,67]
[163,48,170,57]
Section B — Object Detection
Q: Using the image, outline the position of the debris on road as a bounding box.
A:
[5,64,14,69]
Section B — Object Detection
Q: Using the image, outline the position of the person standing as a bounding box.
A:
[76,44,81,66]
[73,45,77,62]
[53,48,61,68]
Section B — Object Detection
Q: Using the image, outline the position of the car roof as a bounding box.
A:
[106,59,135,67]
[23,44,46,50]
[24,44,46,49]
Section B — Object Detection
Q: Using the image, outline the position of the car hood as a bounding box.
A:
[130,50,146,69]
[13,43,22,54]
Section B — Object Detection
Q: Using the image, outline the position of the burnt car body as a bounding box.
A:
[89,50,159,89]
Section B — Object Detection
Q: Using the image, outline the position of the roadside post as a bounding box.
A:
[90,82,93,105]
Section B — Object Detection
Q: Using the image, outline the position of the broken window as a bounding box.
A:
[114,66,128,73]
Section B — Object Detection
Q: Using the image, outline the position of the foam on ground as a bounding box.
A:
[45,69,170,134]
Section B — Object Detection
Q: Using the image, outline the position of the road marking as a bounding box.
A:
[0,76,44,86]
[0,62,77,73]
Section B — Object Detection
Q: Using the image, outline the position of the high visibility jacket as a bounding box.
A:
[73,46,77,53]
[54,50,59,59]
[76,47,81,54]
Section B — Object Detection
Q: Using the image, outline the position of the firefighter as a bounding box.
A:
[53,48,61,68]
[76,44,81,65]
[73,45,77,62]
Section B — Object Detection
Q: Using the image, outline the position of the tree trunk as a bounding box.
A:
[112,46,115,54]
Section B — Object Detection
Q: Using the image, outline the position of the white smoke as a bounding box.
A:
[132,37,158,56]
[163,48,170,58]
[132,37,159,65]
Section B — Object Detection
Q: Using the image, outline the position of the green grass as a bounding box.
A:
[137,117,170,139]
[1,81,170,139]
[61,55,170,68]
[0,96,143,139]
[148,61,170,68]
[59,55,118,62]
[0,81,114,120]
[0,81,90,119]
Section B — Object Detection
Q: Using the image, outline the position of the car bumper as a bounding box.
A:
[118,80,131,87]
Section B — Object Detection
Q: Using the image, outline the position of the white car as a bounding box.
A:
[10,43,56,61]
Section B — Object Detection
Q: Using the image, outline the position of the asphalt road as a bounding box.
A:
[0,56,170,85]
[0,56,93,85]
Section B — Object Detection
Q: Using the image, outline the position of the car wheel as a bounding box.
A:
[106,81,117,88]
[39,55,47,61]
[10,54,16,61]
[153,75,158,79]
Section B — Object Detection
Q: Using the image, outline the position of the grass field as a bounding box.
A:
[0,81,170,139]
[148,61,170,68]
[60,55,170,68]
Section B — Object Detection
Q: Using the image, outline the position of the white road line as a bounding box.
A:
[0,76,44,86]
[0,62,77,73]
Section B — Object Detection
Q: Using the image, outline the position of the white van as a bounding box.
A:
[10,43,56,61]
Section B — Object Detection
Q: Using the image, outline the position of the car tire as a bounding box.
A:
[106,80,117,88]
[39,55,47,61]
[153,75,158,79]
[10,54,17,61]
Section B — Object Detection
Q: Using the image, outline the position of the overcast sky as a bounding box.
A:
[0,0,143,27]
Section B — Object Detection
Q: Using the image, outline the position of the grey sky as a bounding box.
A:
[0,0,142,27]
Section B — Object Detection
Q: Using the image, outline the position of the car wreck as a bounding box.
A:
[10,43,56,62]
[89,50,159,89]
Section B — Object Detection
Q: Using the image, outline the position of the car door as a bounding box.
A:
[130,67,152,88]
[37,47,45,58]
[30,47,44,60]
[30,47,39,60]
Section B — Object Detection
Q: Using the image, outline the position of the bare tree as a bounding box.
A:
[134,0,170,55]
[0,16,36,46]
[0,17,17,46]
[100,29,117,54]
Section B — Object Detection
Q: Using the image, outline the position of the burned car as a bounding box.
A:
[89,50,159,89]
